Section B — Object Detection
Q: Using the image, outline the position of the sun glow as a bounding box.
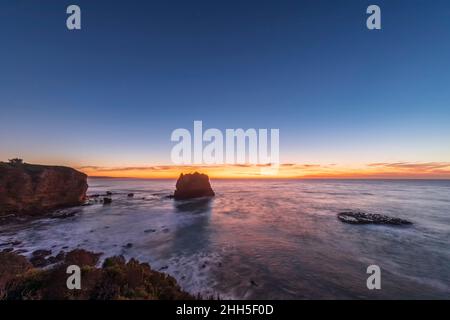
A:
[77,162,450,179]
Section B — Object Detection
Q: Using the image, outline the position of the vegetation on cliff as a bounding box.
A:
[0,249,195,300]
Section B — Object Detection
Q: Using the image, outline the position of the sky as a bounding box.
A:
[0,0,450,178]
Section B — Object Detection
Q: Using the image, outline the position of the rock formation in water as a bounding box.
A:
[0,160,88,216]
[337,211,412,225]
[173,172,215,200]
[0,249,195,300]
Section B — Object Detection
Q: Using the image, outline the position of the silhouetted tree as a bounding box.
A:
[8,158,24,165]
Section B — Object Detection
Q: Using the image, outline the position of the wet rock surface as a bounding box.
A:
[337,211,412,225]
[50,208,81,219]
[30,250,52,267]
[30,250,67,268]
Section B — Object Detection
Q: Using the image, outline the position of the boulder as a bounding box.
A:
[337,211,412,225]
[173,172,215,200]
[0,161,88,216]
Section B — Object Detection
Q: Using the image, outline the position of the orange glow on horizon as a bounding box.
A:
[77,162,450,180]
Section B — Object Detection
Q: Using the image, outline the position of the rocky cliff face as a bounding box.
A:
[0,162,88,216]
[174,172,215,200]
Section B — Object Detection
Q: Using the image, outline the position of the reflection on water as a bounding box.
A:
[174,198,213,214]
[1,179,449,299]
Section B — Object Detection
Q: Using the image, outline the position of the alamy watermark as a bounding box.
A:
[171,121,280,174]
[66,265,81,290]
[65,4,381,31]
[366,265,381,290]
[66,5,81,30]
[366,5,381,30]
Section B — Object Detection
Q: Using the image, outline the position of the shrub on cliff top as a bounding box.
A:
[8,158,24,165]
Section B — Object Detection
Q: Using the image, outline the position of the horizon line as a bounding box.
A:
[87,175,450,181]
[3,160,450,180]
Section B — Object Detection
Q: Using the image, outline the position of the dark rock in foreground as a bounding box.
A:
[30,249,53,267]
[0,249,194,300]
[173,172,215,200]
[0,161,88,217]
[337,211,412,225]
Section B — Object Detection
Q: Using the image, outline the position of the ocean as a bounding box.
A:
[1,178,449,299]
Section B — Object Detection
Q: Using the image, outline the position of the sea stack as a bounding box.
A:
[0,160,88,216]
[173,172,215,200]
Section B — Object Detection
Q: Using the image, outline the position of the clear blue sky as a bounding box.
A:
[0,0,449,168]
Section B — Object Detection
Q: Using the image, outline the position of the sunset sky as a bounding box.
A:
[1,1,450,179]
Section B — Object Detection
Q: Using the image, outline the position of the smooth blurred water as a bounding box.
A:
[1,178,449,299]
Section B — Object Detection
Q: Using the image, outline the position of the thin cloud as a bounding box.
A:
[368,162,450,171]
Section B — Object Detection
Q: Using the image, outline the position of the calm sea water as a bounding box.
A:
[1,179,449,299]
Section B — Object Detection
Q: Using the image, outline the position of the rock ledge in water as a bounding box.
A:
[337,211,412,225]
[173,172,215,200]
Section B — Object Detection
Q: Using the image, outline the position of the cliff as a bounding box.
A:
[0,161,88,216]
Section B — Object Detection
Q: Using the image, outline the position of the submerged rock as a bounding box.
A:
[0,161,88,217]
[0,241,21,247]
[50,208,81,219]
[337,211,412,225]
[173,172,215,200]
[0,249,194,300]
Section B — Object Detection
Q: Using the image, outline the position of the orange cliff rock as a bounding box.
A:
[0,161,88,216]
